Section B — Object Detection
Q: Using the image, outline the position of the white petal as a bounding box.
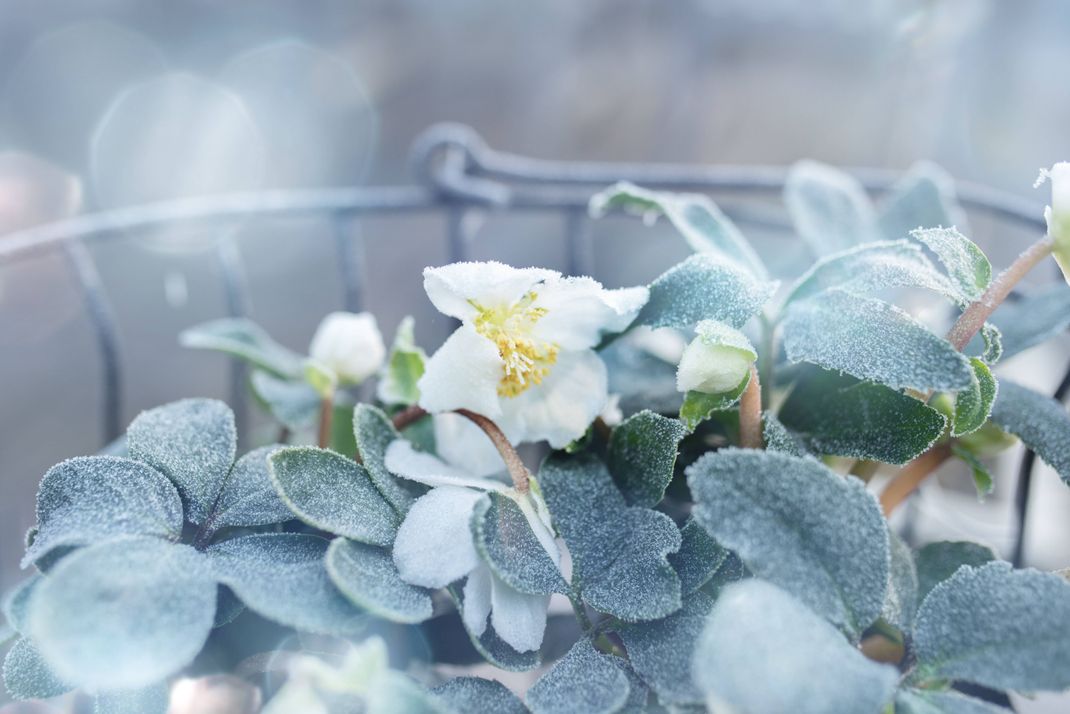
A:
[676,323,757,395]
[497,349,608,448]
[532,276,649,350]
[308,312,386,385]
[462,564,493,638]
[489,575,550,653]
[513,492,561,570]
[392,486,483,588]
[433,412,509,479]
[384,439,507,492]
[423,262,557,321]
[417,324,503,418]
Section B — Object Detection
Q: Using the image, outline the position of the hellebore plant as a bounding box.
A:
[5,159,1070,714]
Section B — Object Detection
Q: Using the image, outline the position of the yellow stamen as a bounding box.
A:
[473,292,559,397]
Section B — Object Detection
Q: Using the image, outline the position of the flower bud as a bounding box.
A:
[308,312,386,385]
[676,320,757,395]
[1036,162,1070,285]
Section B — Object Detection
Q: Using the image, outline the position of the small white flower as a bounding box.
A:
[1036,162,1070,285]
[416,262,648,447]
[385,413,559,653]
[308,312,386,385]
[676,320,757,394]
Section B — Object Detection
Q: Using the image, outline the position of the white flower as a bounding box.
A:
[308,312,386,385]
[676,320,757,394]
[385,413,559,653]
[416,262,648,447]
[1036,162,1070,285]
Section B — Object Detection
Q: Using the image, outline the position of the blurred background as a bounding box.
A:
[1,0,1069,708]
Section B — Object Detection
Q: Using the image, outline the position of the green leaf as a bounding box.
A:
[208,445,292,531]
[180,317,304,379]
[679,372,750,433]
[989,380,1070,484]
[20,456,184,569]
[431,677,527,714]
[913,541,997,609]
[471,493,566,596]
[94,683,170,714]
[250,369,320,430]
[378,316,427,406]
[783,290,973,392]
[952,358,997,437]
[784,160,878,256]
[762,410,808,457]
[446,585,540,672]
[882,532,919,633]
[951,445,994,499]
[693,580,897,714]
[538,453,682,622]
[127,398,237,525]
[607,410,686,507]
[987,284,1070,360]
[913,562,1070,692]
[911,227,991,303]
[207,533,365,636]
[778,370,947,464]
[878,161,966,243]
[3,637,72,700]
[27,537,216,690]
[353,404,424,515]
[590,181,768,278]
[636,254,777,330]
[979,322,1003,364]
[325,538,433,624]
[526,638,629,714]
[895,688,1009,714]
[668,519,728,596]
[687,449,889,637]
[329,401,358,457]
[269,446,399,546]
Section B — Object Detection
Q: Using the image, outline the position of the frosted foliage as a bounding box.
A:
[911,227,991,302]
[783,290,973,392]
[471,493,566,595]
[538,453,682,621]
[211,445,292,530]
[3,576,38,634]
[27,537,216,690]
[447,585,539,671]
[208,533,365,636]
[988,284,1070,359]
[637,254,776,330]
[179,318,305,379]
[914,541,996,605]
[613,660,651,711]
[23,455,183,568]
[679,372,749,433]
[990,380,1070,483]
[526,638,629,714]
[762,411,807,457]
[895,688,1009,714]
[784,160,878,256]
[619,592,714,705]
[127,398,237,525]
[325,538,432,624]
[878,162,966,243]
[914,562,1070,692]
[250,370,320,429]
[668,520,728,595]
[607,410,686,508]
[686,449,889,636]
[882,533,919,633]
[3,637,71,700]
[353,404,422,515]
[269,446,399,546]
[93,683,169,714]
[602,337,682,415]
[693,580,898,714]
[952,359,997,438]
[431,677,527,714]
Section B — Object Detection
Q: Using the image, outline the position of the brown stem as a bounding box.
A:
[739,365,764,450]
[879,444,953,516]
[317,394,333,449]
[391,404,429,430]
[457,408,530,492]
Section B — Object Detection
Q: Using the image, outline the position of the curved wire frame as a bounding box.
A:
[0,123,1063,564]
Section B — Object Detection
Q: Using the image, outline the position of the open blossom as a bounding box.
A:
[416,262,648,447]
[385,413,559,653]
[1036,162,1070,285]
[308,311,386,385]
[676,320,756,394]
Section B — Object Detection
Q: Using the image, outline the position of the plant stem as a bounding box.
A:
[457,408,531,493]
[317,393,334,448]
[879,444,953,516]
[569,594,593,633]
[739,365,764,449]
[391,404,428,430]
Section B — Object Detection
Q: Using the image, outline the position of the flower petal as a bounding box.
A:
[462,564,493,638]
[514,492,562,570]
[490,575,550,653]
[384,439,507,492]
[433,412,509,478]
[417,324,504,418]
[392,486,484,588]
[532,276,649,350]
[424,262,557,321]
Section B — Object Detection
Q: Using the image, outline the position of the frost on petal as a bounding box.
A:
[392,487,484,588]
[498,350,608,448]
[462,564,493,638]
[489,576,550,653]
[433,412,509,478]
[417,325,504,418]
[384,439,507,492]
[532,276,648,350]
[423,262,556,321]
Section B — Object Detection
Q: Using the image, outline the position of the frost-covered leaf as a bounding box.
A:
[2,577,38,635]
[618,592,714,705]
[878,162,966,243]
[94,683,170,714]
[538,453,682,621]
[987,284,1070,360]
[269,446,399,546]
[913,562,1070,691]
[636,254,776,330]
[601,337,682,415]
[471,493,566,596]
[3,637,72,700]
[882,532,918,633]
[783,290,973,392]
[378,316,427,406]
[353,404,424,515]
[446,586,539,671]
[27,537,216,690]
[694,580,897,714]
[778,370,947,464]
[979,322,1003,364]
[668,520,728,596]
[679,371,749,433]
[762,411,807,457]
[526,638,629,714]
[590,182,768,278]
[951,445,994,500]
[431,677,527,714]
[607,410,686,507]
[208,533,365,636]
[127,399,237,525]
[911,227,991,302]
[250,369,320,430]
[952,359,997,437]
[213,586,244,628]
[180,318,305,378]
[784,160,878,256]
[22,455,183,568]
[914,541,997,605]
[895,688,1008,714]
[208,445,292,531]
[989,380,1070,484]
[325,538,432,624]
[687,449,888,636]
[612,660,651,712]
